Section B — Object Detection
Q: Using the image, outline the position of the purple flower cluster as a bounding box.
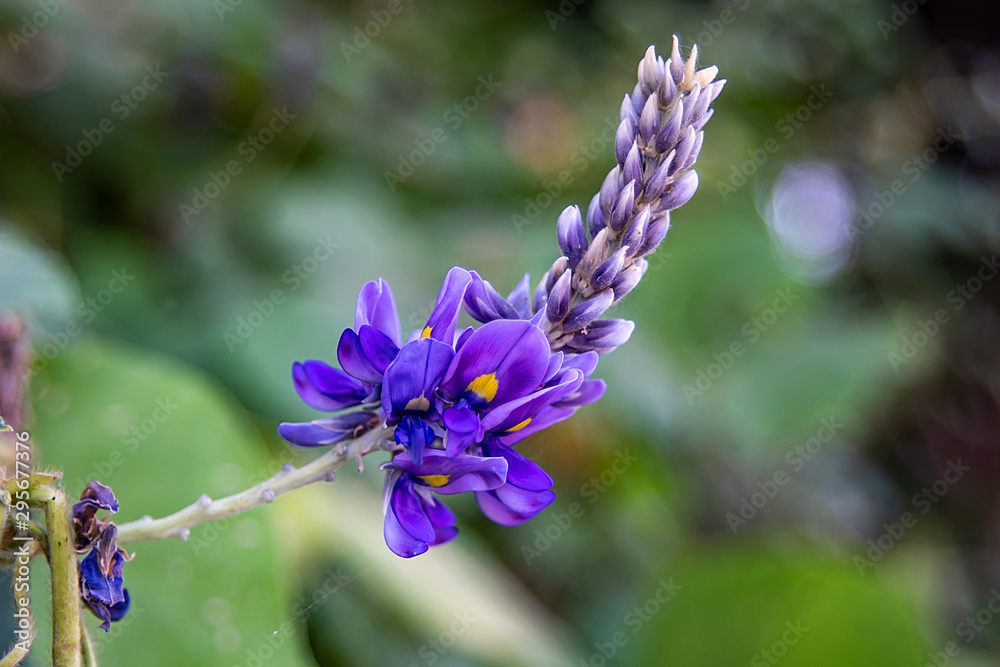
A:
[72,481,132,631]
[279,39,722,558]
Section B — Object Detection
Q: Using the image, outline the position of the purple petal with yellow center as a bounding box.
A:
[381,338,454,418]
[439,320,550,410]
[499,405,574,446]
[292,360,368,411]
[480,369,584,434]
[355,278,402,346]
[337,328,382,384]
[391,450,507,495]
[421,267,473,342]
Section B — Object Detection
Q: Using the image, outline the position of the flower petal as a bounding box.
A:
[355,278,402,346]
[423,267,473,343]
[482,440,553,491]
[337,329,382,383]
[381,339,454,417]
[481,369,584,434]
[278,412,377,447]
[390,477,435,543]
[359,325,400,374]
[392,451,507,495]
[292,360,367,411]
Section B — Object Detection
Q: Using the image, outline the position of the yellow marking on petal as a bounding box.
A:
[465,373,499,403]
[506,417,532,433]
[420,326,433,339]
[405,395,430,412]
[420,474,451,488]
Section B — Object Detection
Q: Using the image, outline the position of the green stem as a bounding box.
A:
[117,426,390,545]
[44,488,82,667]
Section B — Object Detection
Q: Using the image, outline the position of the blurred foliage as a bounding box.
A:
[1,0,999,664]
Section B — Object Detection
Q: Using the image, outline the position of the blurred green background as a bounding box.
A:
[1,0,999,665]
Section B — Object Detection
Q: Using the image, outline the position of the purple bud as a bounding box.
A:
[671,127,697,176]
[669,36,684,83]
[533,274,548,314]
[660,170,699,211]
[546,269,572,323]
[693,108,714,132]
[623,206,651,256]
[557,205,588,268]
[586,193,605,238]
[615,118,634,165]
[683,131,704,171]
[639,94,660,145]
[579,227,610,276]
[620,94,639,126]
[708,80,726,103]
[610,180,635,232]
[545,257,569,294]
[638,212,670,256]
[599,166,621,219]
[658,68,677,108]
[612,263,644,300]
[622,142,643,188]
[655,100,683,153]
[645,152,675,203]
[507,273,532,318]
[681,82,702,128]
[689,86,712,129]
[631,83,646,116]
[640,45,662,94]
[591,247,628,293]
[563,289,614,332]
[570,319,635,353]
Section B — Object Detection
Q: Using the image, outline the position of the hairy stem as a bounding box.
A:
[116,426,390,545]
[45,488,82,667]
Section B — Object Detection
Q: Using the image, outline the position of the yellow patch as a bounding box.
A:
[466,373,499,403]
[506,417,532,433]
[420,326,433,339]
[405,395,431,412]
[420,474,451,488]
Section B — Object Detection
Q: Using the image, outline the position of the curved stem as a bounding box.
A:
[116,426,391,545]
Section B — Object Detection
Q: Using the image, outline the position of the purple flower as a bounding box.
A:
[381,338,454,464]
[382,450,507,557]
[475,440,556,526]
[437,320,552,456]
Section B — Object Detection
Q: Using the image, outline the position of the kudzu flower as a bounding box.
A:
[279,38,720,558]
[72,481,132,631]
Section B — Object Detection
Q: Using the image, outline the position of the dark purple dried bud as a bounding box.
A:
[546,269,573,323]
[655,100,684,153]
[660,170,699,211]
[610,181,636,232]
[591,247,629,293]
[557,205,588,268]
[645,150,676,203]
[639,94,660,145]
[599,166,622,218]
[638,212,671,256]
[73,481,120,552]
[623,206,651,256]
[569,319,635,353]
[563,289,614,332]
[615,118,635,165]
[586,193,605,238]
